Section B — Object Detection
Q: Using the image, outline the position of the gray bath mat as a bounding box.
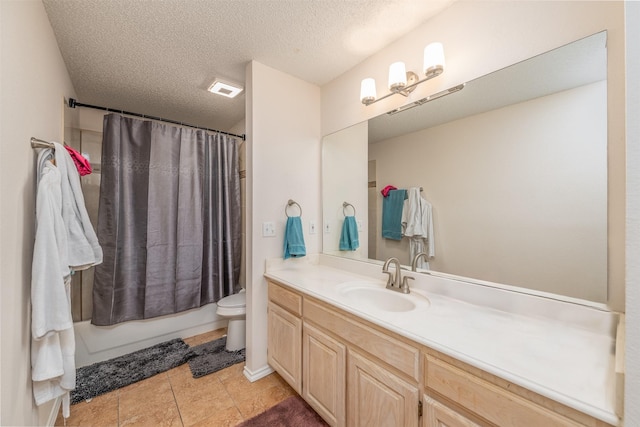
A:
[71,338,193,404]
[188,336,245,378]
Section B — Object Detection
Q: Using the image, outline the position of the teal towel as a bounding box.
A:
[283,216,306,259]
[382,189,406,240]
[339,216,360,251]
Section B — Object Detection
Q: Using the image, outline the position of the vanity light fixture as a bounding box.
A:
[386,83,465,115]
[208,79,244,98]
[360,42,445,106]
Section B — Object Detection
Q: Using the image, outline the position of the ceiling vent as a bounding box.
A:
[208,79,243,98]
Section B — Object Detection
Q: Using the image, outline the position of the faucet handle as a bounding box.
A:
[383,269,395,288]
[401,276,414,293]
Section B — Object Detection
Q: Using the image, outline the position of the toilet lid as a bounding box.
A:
[218,293,246,308]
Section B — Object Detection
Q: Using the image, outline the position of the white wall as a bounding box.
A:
[321,1,625,312]
[245,61,321,378]
[0,1,76,425]
[370,82,607,302]
[625,2,640,424]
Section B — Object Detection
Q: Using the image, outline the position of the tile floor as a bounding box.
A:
[55,328,296,427]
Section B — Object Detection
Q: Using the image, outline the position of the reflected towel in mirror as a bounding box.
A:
[339,216,359,251]
[382,189,406,240]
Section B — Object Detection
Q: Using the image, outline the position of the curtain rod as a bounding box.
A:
[68,98,246,141]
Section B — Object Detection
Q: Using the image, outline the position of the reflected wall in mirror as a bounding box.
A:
[322,32,608,303]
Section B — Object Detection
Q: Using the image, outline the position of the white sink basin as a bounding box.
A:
[338,282,430,313]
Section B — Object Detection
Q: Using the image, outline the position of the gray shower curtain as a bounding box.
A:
[91,114,241,326]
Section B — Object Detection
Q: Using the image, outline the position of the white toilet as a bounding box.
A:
[216,290,246,351]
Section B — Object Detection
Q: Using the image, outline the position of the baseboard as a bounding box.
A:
[243,364,274,382]
[45,396,62,426]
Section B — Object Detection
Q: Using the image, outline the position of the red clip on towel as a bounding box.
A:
[64,145,92,176]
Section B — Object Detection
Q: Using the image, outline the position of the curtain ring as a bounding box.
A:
[286,199,302,217]
[343,202,356,217]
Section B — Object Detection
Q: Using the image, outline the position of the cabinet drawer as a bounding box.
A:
[423,394,481,427]
[305,298,420,381]
[268,280,303,316]
[425,355,582,427]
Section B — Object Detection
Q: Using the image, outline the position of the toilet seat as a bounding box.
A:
[216,292,246,317]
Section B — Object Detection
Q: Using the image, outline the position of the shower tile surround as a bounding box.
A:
[55,329,296,427]
[264,254,621,426]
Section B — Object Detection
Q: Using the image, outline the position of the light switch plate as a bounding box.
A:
[309,220,317,234]
[262,222,275,237]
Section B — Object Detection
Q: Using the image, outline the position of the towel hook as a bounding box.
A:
[285,199,302,217]
[343,202,356,217]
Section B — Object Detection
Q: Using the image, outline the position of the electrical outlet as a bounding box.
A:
[357,220,363,231]
[262,222,275,237]
[309,220,317,234]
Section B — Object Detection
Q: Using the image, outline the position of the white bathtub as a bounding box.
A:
[74,304,227,367]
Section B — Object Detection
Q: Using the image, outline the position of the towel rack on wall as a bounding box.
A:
[285,199,302,217]
[343,202,356,217]
[31,137,54,149]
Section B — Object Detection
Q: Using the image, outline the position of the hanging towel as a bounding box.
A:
[283,216,306,259]
[64,145,92,176]
[339,216,360,251]
[402,187,434,269]
[54,143,102,269]
[31,143,103,419]
[382,189,406,240]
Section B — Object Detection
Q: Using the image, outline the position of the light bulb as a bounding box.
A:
[388,62,407,92]
[360,78,377,105]
[424,42,445,76]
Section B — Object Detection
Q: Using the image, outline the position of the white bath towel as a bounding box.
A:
[402,187,434,269]
[31,157,72,338]
[54,142,102,269]
[31,144,102,418]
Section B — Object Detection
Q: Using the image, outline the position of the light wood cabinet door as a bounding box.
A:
[422,395,481,427]
[348,350,420,427]
[303,322,346,427]
[267,302,302,393]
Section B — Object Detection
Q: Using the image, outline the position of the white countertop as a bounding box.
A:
[264,255,620,426]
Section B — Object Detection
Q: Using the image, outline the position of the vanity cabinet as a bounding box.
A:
[423,354,595,427]
[269,279,421,427]
[267,282,303,394]
[348,349,420,427]
[267,279,615,427]
[303,322,346,426]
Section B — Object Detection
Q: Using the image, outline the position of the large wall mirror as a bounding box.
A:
[322,31,608,303]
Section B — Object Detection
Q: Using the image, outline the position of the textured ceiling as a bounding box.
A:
[42,0,454,132]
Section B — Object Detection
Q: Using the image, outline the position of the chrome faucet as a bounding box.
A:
[411,252,429,271]
[382,257,413,294]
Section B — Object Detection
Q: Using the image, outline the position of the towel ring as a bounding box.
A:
[343,202,356,217]
[286,199,302,217]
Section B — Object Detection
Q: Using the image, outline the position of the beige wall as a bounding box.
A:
[0,1,77,425]
[370,82,607,302]
[321,1,625,311]
[245,61,321,377]
[322,121,369,258]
